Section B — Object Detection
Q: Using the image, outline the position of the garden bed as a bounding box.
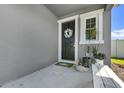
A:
[112,63,124,82]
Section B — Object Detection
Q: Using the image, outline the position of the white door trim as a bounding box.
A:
[57,15,79,63]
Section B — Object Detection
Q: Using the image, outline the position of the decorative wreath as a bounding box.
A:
[64,28,73,38]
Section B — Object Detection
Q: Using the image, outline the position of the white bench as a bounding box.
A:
[92,64,124,88]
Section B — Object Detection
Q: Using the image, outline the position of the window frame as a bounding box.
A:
[84,15,98,41]
[80,9,104,44]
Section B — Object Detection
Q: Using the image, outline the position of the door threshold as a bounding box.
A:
[58,59,76,64]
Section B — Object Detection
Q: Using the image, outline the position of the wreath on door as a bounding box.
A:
[64,28,73,38]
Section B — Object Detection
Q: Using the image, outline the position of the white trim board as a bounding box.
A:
[58,15,79,63]
[80,8,104,44]
[58,60,75,64]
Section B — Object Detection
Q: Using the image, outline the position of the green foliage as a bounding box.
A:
[92,46,105,60]
[111,58,124,65]
[86,27,96,40]
[92,46,98,58]
[97,53,106,60]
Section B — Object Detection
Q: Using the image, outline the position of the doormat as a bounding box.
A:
[55,62,74,68]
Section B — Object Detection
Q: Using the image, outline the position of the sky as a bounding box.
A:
[111,4,124,40]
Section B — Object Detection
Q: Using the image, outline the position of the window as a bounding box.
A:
[80,9,104,44]
[86,17,97,40]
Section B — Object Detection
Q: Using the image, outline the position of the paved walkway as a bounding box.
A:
[2,64,93,88]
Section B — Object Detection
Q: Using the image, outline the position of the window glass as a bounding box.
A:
[86,19,90,24]
[85,17,97,40]
[86,30,90,40]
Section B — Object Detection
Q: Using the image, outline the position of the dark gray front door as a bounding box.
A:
[62,20,75,61]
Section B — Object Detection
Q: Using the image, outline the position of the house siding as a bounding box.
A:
[0,4,111,84]
[57,5,111,67]
[78,6,111,67]
[0,5,58,84]
[103,10,111,67]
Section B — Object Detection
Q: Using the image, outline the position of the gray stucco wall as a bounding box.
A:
[0,5,58,84]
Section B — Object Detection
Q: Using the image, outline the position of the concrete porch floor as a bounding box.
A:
[2,63,93,88]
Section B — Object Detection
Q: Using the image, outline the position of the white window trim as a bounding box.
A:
[79,9,104,44]
[57,15,79,63]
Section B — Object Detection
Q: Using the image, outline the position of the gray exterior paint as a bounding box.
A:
[0,5,58,84]
[0,4,112,84]
[103,10,111,67]
[46,5,111,67]
[78,7,111,67]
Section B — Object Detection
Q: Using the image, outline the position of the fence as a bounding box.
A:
[111,40,124,58]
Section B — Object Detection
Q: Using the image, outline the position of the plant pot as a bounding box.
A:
[95,59,104,66]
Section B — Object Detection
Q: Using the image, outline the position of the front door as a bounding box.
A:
[62,20,75,61]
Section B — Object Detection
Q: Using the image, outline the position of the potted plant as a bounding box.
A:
[92,46,98,58]
[97,53,105,60]
[92,46,105,66]
[95,53,105,66]
[75,58,89,72]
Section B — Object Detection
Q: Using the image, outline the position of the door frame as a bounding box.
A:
[57,15,79,63]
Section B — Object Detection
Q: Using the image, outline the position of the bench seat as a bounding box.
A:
[92,63,124,88]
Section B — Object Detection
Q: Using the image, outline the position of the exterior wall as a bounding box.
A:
[103,10,111,67]
[111,40,124,58]
[78,6,111,67]
[0,5,58,84]
[79,44,104,58]
[57,5,111,67]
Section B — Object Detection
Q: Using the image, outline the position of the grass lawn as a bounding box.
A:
[111,58,124,65]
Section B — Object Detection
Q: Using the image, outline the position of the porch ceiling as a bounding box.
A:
[45,4,106,17]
